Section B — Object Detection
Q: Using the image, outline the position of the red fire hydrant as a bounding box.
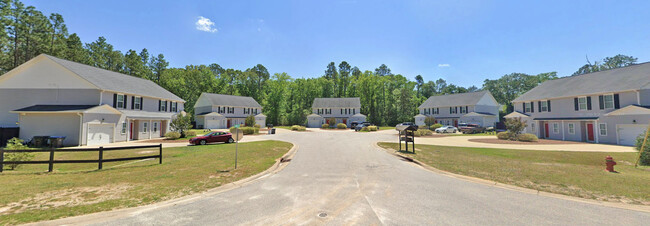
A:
[605,156,617,173]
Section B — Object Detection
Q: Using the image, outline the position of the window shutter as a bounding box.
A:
[341,109,343,114]
[123,95,128,109]
[158,100,161,111]
[574,98,578,111]
[614,94,620,109]
[587,97,592,110]
[465,106,468,113]
[455,107,458,113]
[140,98,143,110]
[166,101,169,112]
[547,100,551,112]
[538,101,541,111]
[450,107,452,114]
[113,94,117,108]
[522,103,526,113]
[131,96,135,109]
[531,102,534,112]
[599,95,604,110]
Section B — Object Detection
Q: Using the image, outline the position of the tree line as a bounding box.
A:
[0,0,639,126]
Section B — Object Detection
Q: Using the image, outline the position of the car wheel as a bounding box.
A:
[454,130,457,133]
[199,140,207,145]
[228,138,234,143]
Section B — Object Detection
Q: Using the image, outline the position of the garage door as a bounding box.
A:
[205,119,221,129]
[618,124,648,146]
[88,124,113,146]
[307,118,322,128]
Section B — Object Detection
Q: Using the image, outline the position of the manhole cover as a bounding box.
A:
[318,212,328,218]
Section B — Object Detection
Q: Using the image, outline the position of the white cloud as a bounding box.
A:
[196,16,217,33]
[438,64,450,68]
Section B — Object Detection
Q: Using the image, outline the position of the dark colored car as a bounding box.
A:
[355,122,373,131]
[459,124,485,134]
[396,122,419,130]
[189,131,234,145]
[350,121,360,129]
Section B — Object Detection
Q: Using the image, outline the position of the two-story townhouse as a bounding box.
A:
[193,93,266,129]
[506,63,650,146]
[415,91,500,127]
[0,54,185,146]
[307,97,367,128]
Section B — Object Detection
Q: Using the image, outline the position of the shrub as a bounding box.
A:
[254,124,261,128]
[170,114,192,137]
[517,133,538,142]
[430,123,443,130]
[291,125,306,131]
[4,138,34,170]
[245,115,255,127]
[164,131,181,139]
[368,126,378,131]
[505,118,527,139]
[336,123,347,129]
[360,127,370,132]
[497,131,511,140]
[636,131,650,166]
[425,116,436,127]
[185,131,197,136]
[414,129,433,137]
[328,118,336,127]
[230,127,259,135]
[321,124,329,129]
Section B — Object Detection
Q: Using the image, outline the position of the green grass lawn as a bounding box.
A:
[273,126,293,130]
[377,126,395,131]
[446,132,497,136]
[0,140,293,224]
[378,142,650,205]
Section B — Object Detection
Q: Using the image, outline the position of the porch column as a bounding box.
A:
[595,120,599,143]
[126,119,130,142]
[561,120,565,140]
[149,119,153,140]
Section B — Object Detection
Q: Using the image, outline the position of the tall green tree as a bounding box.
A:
[572,54,637,76]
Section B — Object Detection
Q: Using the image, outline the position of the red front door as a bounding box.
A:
[326,119,330,124]
[454,120,458,127]
[130,122,134,140]
[587,123,595,141]
[343,119,347,125]
[544,123,549,138]
[227,119,231,128]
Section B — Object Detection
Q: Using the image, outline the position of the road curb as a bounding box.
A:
[372,142,650,213]
[27,141,300,226]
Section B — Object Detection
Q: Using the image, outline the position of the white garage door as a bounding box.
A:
[307,118,322,128]
[88,124,113,146]
[205,119,221,129]
[618,124,648,146]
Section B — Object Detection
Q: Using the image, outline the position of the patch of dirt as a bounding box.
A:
[137,150,156,154]
[468,138,583,145]
[0,184,132,215]
[139,138,188,143]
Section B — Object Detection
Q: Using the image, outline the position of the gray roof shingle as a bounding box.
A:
[513,62,650,102]
[43,54,184,102]
[312,97,361,108]
[199,93,262,108]
[13,105,96,112]
[419,91,490,108]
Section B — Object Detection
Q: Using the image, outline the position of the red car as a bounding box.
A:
[189,131,234,145]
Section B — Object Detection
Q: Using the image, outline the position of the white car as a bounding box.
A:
[435,126,458,133]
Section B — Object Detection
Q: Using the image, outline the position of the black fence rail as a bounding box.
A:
[0,144,162,172]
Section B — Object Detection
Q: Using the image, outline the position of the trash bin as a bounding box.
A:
[271,128,276,134]
[48,136,66,148]
[32,136,50,148]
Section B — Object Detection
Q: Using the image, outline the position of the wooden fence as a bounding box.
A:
[0,144,162,172]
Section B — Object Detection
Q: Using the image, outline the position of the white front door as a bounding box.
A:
[87,124,113,146]
[618,124,648,146]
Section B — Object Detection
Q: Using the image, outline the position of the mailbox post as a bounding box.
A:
[396,125,417,153]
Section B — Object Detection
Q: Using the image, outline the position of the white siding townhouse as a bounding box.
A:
[415,91,499,127]
[506,63,650,146]
[194,93,266,129]
[0,54,185,146]
[307,98,367,128]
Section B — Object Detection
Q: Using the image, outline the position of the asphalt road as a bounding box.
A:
[85,129,648,225]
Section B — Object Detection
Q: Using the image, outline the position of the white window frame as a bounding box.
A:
[603,94,614,109]
[599,123,607,136]
[121,122,127,134]
[116,94,125,108]
[143,122,149,133]
[568,123,575,134]
[553,123,559,134]
[160,101,167,112]
[134,97,142,110]
[524,103,531,113]
[153,122,158,133]
[531,122,535,132]
[540,101,548,112]
[578,97,587,111]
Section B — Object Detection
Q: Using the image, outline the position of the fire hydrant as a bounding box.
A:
[605,156,617,173]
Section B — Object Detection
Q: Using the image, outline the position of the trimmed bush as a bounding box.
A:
[636,131,650,166]
[164,131,181,139]
[368,126,378,131]
[321,124,329,129]
[291,125,306,131]
[430,123,443,130]
[336,123,347,129]
[414,129,433,137]
[254,124,261,128]
[229,126,259,135]
[360,127,370,132]
[517,133,538,142]
[245,115,255,127]
[185,131,197,136]
[497,131,511,140]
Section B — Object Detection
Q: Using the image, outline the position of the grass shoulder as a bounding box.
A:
[0,140,293,224]
[377,142,650,205]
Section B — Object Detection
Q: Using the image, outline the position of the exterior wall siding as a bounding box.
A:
[18,113,81,146]
[312,107,361,118]
[0,89,100,127]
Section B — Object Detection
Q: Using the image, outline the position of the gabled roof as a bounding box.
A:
[504,111,530,118]
[605,105,650,116]
[463,112,496,117]
[414,114,426,118]
[196,112,224,117]
[197,93,262,108]
[514,62,650,102]
[312,97,361,108]
[42,54,184,102]
[419,91,491,108]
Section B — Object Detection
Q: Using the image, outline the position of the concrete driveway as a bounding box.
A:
[42,129,650,225]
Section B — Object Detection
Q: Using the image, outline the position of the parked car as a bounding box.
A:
[350,121,360,129]
[459,124,485,134]
[355,122,373,131]
[435,126,458,133]
[396,122,418,130]
[189,131,234,145]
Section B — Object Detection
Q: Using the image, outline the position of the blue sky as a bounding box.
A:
[25,0,650,88]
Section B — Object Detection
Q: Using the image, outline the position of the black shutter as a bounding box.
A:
[450,107,452,114]
[599,95,604,110]
[522,103,526,113]
[113,94,117,108]
[538,101,541,112]
[586,97,592,110]
[124,95,128,109]
[166,101,169,112]
[131,96,135,109]
[465,106,468,113]
[530,102,534,112]
[455,107,458,113]
[614,94,620,109]
[574,98,579,111]
[547,100,551,112]
[140,97,143,110]
[158,100,161,112]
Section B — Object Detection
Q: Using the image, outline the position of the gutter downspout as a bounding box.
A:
[77,113,83,146]
[561,120,565,141]
[637,90,641,105]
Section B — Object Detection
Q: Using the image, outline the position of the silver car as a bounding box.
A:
[435,126,458,133]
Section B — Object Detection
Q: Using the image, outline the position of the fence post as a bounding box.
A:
[98,146,104,170]
[0,149,4,173]
[48,149,55,172]
[159,144,163,164]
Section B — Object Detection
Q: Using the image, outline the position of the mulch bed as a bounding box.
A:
[468,138,583,145]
